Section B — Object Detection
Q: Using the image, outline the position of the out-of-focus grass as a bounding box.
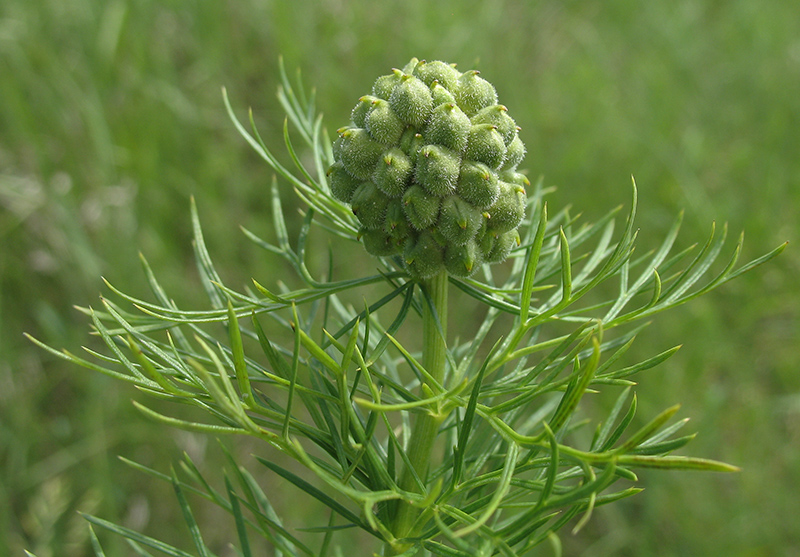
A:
[1,0,797,554]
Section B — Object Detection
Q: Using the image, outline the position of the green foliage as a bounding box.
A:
[4,2,798,556]
[27,63,784,556]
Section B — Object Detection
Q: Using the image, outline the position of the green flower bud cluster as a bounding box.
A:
[329,58,528,279]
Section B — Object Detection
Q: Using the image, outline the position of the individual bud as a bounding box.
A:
[471,105,517,144]
[389,73,433,128]
[483,229,520,263]
[399,128,424,163]
[404,231,445,279]
[424,103,471,153]
[327,162,362,203]
[455,70,498,116]
[476,226,494,255]
[402,184,441,230]
[438,195,483,246]
[361,228,404,257]
[372,72,402,100]
[456,161,500,209]
[372,148,413,197]
[365,99,405,144]
[428,226,449,248]
[336,127,385,180]
[384,198,412,239]
[351,95,379,128]
[498,170,530,190]
[486,181,526,234]
[444,238,482,277]
[430,81,457,106]
[332,129,345,159]
[413,60,461,91]
[351,181,390,230]
[501,134,526,171]
[464,124,507,169]
[401,57,421,74]
[415,144,460,197]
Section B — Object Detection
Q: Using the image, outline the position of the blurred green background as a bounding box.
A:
[1,0,798,554]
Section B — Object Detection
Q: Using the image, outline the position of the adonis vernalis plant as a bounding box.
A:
[28,58,785,556]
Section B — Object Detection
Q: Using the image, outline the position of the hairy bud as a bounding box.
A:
[439,195,483,246]
[486,181,526,234]
[482,229,520,263]
[465,124,507,170]
[424,103,471,153]
[444,239,482,277]
[413,60,461,91]
[361,228,404,257]
[328,162,363,204]
[472,105,517,144]
[351,182,389,230]
[456,161,500,209]
[455,71,498,117]
[404,231,445,279]
[502,135,526,171]
[366,99,405,144]
[415,144,460,197]
[335,127,385,180]
[390,73,434,128]
[329,59,529,279]
[351,95,379,128]
[402,184,441,230]
[429,81,457,107]
[373,148,413,197]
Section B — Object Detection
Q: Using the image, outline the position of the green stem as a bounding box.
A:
[385,271,449,555]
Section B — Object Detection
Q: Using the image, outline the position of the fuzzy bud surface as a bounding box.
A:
[330,58,528,279]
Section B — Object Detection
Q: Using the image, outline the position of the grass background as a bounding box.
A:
[1,0,798,554]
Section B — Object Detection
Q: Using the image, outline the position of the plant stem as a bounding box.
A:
[386,271,449,555]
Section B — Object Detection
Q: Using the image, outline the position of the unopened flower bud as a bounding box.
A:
[498,170,530,190]
[502,135,526,171]
[336,127,385,180]
[439,195,483,246]
[430,81,457,106]
[351,95,379,128]
[373,148,413,197]
[372,72,402,100]
[486,181,526,234]
[456,161,500,209]
[471,105,517,144]
[329,59,529,279]
[465,124,507,169]
[455,70,498,116]
[328,162,363,203]
[361,228,404,256]
[390,73,433,128]
[399,128,424,163]
[402,184,441,230]
[404,231,445,279]
[415,144,460,197]
[444,238,482,277]
[351,182,390,230]
[424,103,471,153]
[483,229,520,263]
[413,60,461,91]
[365,99,405,144]
[384,198,411,239]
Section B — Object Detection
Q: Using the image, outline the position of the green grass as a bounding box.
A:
[1,0,797,554]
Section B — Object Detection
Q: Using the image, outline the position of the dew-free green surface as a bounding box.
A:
[1,0,798,554]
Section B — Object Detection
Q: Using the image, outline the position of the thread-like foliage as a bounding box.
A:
[27,58,786,556]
